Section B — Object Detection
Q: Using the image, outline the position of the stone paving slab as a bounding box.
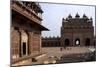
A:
[11,47,95,66]
[41,47,93,58]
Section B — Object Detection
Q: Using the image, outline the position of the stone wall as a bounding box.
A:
[61,14,94,47]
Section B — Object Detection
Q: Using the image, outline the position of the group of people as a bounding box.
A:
[60,47,72,51]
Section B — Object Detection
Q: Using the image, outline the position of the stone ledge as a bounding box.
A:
[11,52,46,66]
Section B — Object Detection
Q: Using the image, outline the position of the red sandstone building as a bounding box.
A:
[42,13,95,47]
[11,1,48,65]
[61,13,94,47]
[42,36,61,47]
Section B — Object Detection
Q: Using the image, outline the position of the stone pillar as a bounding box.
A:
[39,35,42,52]
[28,32,34,55]
[11,27,20,60]
[17,30,21,57]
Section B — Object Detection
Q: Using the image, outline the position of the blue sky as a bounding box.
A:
[40,2,95,37]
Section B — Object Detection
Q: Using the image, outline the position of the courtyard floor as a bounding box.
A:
[42,46,95,58]
[12,46,96,66]
[35,46,96,64]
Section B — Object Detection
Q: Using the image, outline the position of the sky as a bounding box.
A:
[40,2,95,37]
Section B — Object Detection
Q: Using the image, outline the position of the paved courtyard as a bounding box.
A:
[42,47,95,58]
[41,46,95,64]
[12,46,95,66]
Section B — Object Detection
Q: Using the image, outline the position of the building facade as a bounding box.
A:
[42,36,61,47]
[42,13,95,47]
[11,1,48,64]
[61,13,94,47]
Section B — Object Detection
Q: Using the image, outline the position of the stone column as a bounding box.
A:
[28,32,33,55]
[11,27,20,60]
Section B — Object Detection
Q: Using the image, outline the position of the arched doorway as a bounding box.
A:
[65,39,70,46]
[85,38,90,46]
[21,30,28,56]
[75,38,80,46]
[23,42,26,55]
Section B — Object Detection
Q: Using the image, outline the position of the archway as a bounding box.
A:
[22,42,26,55]
[65,39,70,46]
[85,38,90,46]
[21,30,28,56]
[75,38,80,46]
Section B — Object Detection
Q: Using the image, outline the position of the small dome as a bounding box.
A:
[49,36,51,38]
[57,36,59,38]
[75,13,80,18]
[66,17,69,21]
[89,17,93,22]
[83,14,89,20]
[68,14,72,18]
[83,14,87,18]
[90,17,93,20]
[62,18,65,21]
[53,36,55,38]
